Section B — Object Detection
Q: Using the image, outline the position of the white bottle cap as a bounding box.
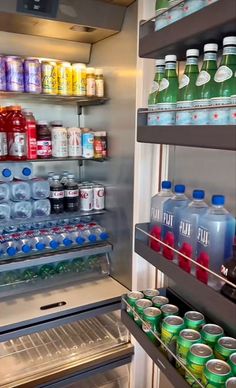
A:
[95,68,103,75]
[186,49,199,57]
[72,63,86,69]
[37,120,48,125]
[86,67,95,74]
[204,43,218,52]
[165,55,177,62]
[155,59,165,66]
[223,36,236,46]
[53,175,60,180]
[68,174,75,179]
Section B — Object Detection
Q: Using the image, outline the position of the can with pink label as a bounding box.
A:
[79,185,94,211]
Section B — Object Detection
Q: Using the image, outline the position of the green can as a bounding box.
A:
[161,304,179,318]
[134,298,152,327]
[202,359,232,387]
[126,291,144,318]
[142,307,162,344]
[143,288,160,300]
[215,337,236,361]
[226,377,236,387]
[185,343,213,387]
[152,295,169,308]
[201,324,224,348]
[176,329,202,376]
[228,353,236,376]
[184,311,205,331]
[161,315,185,359]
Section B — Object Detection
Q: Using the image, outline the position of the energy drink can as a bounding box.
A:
[126,291,144,318]
[143,306,162,343]
[184,311,205,331]
[201,324,224,348]
[176,329,202,375]
[202,359,232,387]
[185,343,213,387]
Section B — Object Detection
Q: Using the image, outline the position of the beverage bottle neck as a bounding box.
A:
[184,57,199,74]
[164,62,177,78]
[155,65,165,80]
[201,52,217,71]
[221,45,236,66]
[173,193,187,200]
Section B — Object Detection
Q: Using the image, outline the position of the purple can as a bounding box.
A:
[6,56,24,92]
[0,56,6,91]
[24,58,42,93]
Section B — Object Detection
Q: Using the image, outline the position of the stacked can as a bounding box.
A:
[176,329,202,375]
[126,291,144,318]
[79,183,105,212]
[201,324,224,348]
[202,359,232,387]
[185,344,213,387]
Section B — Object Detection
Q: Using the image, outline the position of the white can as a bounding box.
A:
[94,185,105,210]
[79,185,94,211]
[67,127,82,157]
[51,126,68,158]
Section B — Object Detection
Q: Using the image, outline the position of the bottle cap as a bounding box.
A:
[68,174,75,179]
[2,168,12,178]
[63,238,73,246]
[186,49,199,57]
[89,234,97,242]
[193,189,205,200]
[155,59,165,66]
[100,232,109,240]
[204,43,218,52]
[76,236,86,245]
[223,36,236,46]
[86,67,95,74]
[37,120,48,125]
[36,242,45,250]
[51,120,63,127]
[48,172,54,177]
[175,184,185,194]
[53,175,60,180]
[7,247,17,256]
[95,68,103,75]
[212,195,225,206]
[165,55,177,62]
[50,240,59,249]
[22,167,31,177]
[162,180,172,189]
[72,63,86,69]
[11,105,21,111]
[22,244,31,253]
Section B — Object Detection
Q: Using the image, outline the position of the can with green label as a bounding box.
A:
[228,353,236,376]
[176,329,202,376]
[214,337,236,361]
[226,377,236,387]
[142,307,162,344]
[202,359,232,387]
[161,315,185,360]
[161,304,179,318]
[152,295,169,308]
[143,288,159,300]
[134,298,152,327]
[126,291,144,318]
[184,311,205,331]
[185,343,213,387]
[201,324,224,349]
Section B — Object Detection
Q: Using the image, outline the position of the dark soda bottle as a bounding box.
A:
[64,174,79,212]
[50,174,64,214]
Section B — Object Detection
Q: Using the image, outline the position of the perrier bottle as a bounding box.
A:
[148,59,165,126]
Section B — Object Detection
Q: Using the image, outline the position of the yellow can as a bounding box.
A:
[57,61,72,96]
[42,61,58,95]
[72,63,86,96]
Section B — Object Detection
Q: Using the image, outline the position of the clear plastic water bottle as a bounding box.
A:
[69,231,86,245]
[31,235,46,251]
[0,163,13,182]
[45,234,60,250]
[31,199,51,217]
[30,179,50,199]
[17,238,32,254]
[0,202,11,221]
[90,226,109,241]
[162,184,190,260]
[11,201,32,219]
[2,240,18,257]
[176,189,208,273]
[58,232,73,247]
[10,181,31,201]
[196,195,235,289]
[0,183,10,202]
[81,227,97,243]
[150,181,173,252]
[13,162,33,180]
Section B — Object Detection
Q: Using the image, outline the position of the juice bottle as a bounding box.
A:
[148,59,165,126]
[6,105,27,160]
[0,107,8,160]
[23,110,37,160]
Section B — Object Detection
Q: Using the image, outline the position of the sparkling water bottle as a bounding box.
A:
[0,163,14,182]
[10,181,31,201]
[30,179,50,199]
[13,162,33,180]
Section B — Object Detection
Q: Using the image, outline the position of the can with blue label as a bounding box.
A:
[82,131,94,159]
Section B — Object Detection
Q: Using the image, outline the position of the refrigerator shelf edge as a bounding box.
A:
[139,0,236,59]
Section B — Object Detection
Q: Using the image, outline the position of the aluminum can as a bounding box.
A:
[215,337,236,361]
[202,359,232,387]
[134,298,152,327]
[161,304,179,318]
[184,311,205,331]
[93,184,105,210]
[152,295,169,308]
[24,58,42,93]
[82,131,94,158]
[201,324,224,348]
[226,377,236,388]
[42,61,58,95]
[126,291,144,318]
[67,127,82,157]
[6,56,24,92]
[176,329,201,376]
[0,56,6,91]
[72,63,86,96]
[161,316,185,358]
[57,61,72,96]
[143,288,159,300]
[143,307,162,342]
[79,185,94,211]
[51,126,68,157]
[185,344,213,387]
[228,353,236,376]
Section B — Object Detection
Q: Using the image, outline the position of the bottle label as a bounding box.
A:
[159,78,169,92]
[87,78,96,96]
[151,81,159,93]
[8,132,27,157]
[179,220,191,237]
[163,212,174,228]
[196,70,211,86]
[95,79,104,97]
[223,47,236,55]
[214,65,233,83]
[186,58,199,65]
[197,226,209,247]
[65,189,79,197]
[50,190,64,199]
[179,74,190,89]
[37,140,52,157]
[0,132,7,156]
[204,53,217,61]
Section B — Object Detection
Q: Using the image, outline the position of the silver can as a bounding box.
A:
[6,56,24,92]
[93,184,105,210]
[79,185,94,211]
[68,127,82,157]
[226,377,236,387]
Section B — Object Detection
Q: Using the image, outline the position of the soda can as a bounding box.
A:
[176,329,202,376]
[226,377,236,388]
[0,55,6,91]
[142,288,159,300]
[161,316,185,358]
[79,185,94,211]
[72,63,86,96]
[185,344,213,387]
[228,353,236,375]
[201,324,224,348]
[142,306,162,342]
[6,56,24,92]
[93,184,105,210]
[126,291,144,318]
[68,127,82,157]
[152,295,169,308]
[42,61,58,95]
[202,359,232,387]
[134,298,152,327]
[161,304,179,318]
[24,58,42,93]
[57,61,72,96]
[184,311,205,331]
[215,337,236,361]
[82,131,94,158]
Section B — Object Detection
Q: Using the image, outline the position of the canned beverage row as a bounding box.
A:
[126,289,236,386]
[0,55,104,97]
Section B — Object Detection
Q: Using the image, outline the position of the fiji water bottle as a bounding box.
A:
[176,190,208,273]
[0,163,13,182]
[196,195,235,289]
[13,162,33,180]
[162,184,189,260]
[150,181,173,252]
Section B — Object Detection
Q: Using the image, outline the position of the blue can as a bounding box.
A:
[6,56,24,92]
[0,56,6,91]
[82,132,94,158]
[24,58,42,93]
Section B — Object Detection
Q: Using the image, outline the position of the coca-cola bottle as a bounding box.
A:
[64,174,79,212]
[50,175,64,214]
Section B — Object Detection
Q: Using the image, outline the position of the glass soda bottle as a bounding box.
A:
[148,59,165,126]
[6,106,27,160]
[176,49,199,125]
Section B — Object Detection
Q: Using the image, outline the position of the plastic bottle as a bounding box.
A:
[39,264,56,279]
[90,226,109,241]
[0,163,13,182]
[0,202,11,221]
[95,68,104,97]
[31,199,51,217]
[70,230,86,245]
[60,171,69,185]
[48,171,55,184]
[0,183,10,202]
[36,121,52,159]
[23,110,37,160]
[30,179,50,199]
[176,190,208,273]
[0,107,8,160]
[31,235,46,251]
[176,49,199,125]
[147,59,165,126]
[2,240,18,257]
[162,184,190,260]
[10,181,31,201]
[50,175,64,214]
[150,181,173,252]
[64,174,79,212]
[6,106,27,160]
[17,238,32,254]
[13,162,33,180]
[58,232,73,247]
[196,195,235,289]
[44,234,59,250]
[11,200,32,219]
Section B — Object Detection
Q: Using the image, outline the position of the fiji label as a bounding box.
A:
[163,212,174,228]
[196,71,211,86]
[179,220,191,237]
[197,226,209,247]
[214,66,233,82]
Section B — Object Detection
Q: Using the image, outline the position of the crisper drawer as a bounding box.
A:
[0,311,133,388]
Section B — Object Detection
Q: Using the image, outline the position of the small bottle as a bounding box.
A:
[23,110,37,160]
[95,68,104,97]
[0,107,8,160]
[64,174,79,212]
[36,121,52,159]
[6,106,27,160]
[94,132,103,159]
[50,174,64,214]
[51,125,68,158]
[148,59,165,126]
[100,131,107,158]
[86,67,96,97]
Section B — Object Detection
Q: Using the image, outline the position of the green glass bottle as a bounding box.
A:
[155,0,168,15]
[148,59,165,126]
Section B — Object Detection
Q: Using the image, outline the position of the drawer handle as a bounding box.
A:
[40,301,66,310]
